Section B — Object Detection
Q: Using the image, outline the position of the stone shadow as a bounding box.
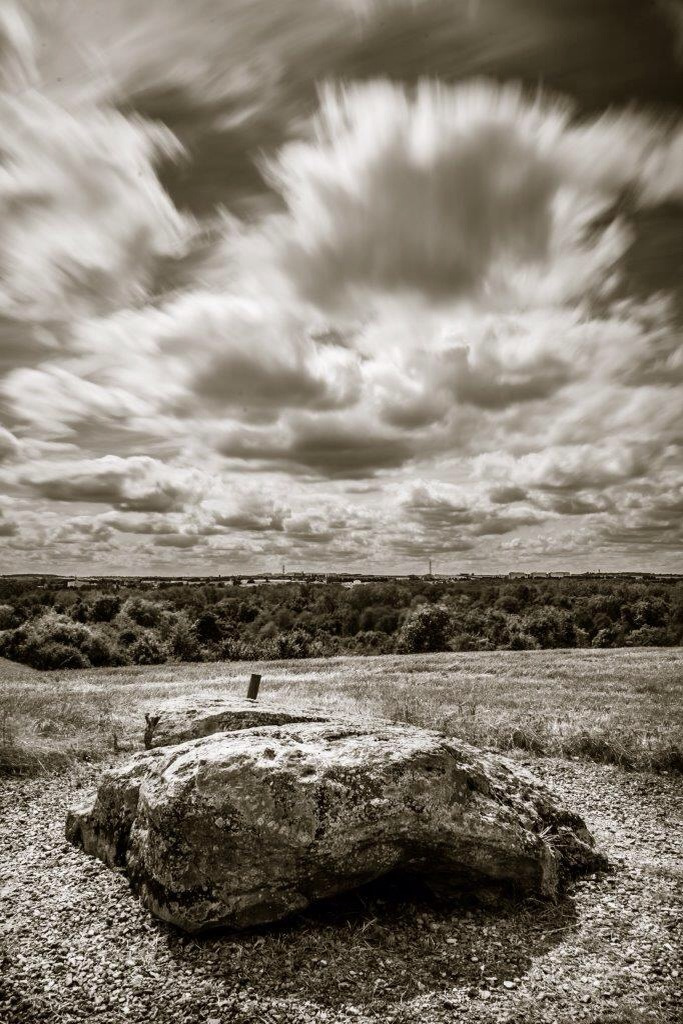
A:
[161,873,582,1013]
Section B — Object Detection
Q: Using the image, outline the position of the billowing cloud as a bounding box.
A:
[475,445,651,493]
[1,1,682,575]
[219,414,415,478]
[140,292,361,416]
[0,514,18,537]
[19,456,213,512]
[0,425,19,461]
[0,94,192,322]
[153,533,206,548]
[257,80,683,311]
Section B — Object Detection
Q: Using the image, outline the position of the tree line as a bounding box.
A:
[0,576,680,670]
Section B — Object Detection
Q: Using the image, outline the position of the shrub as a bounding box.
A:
[523,607,576,648]
[396,604,452,654]
[118,628,141,647]
[506,630,540,651]
[275,629,311,660]
[82,633,126,667]
[129,634,166,665]
[0,625,30,660]
[89,595,121,623]
[194,610,222,644]
[121,597,164,629]
[33,612,93,649]
[592,626,622,648]
[0,604,16,629]
[29,642,90,671]
[625,626,670,647]
[170,617,203,661]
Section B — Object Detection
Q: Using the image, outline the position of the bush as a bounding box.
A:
[0,625,30,661]
[506,630,540,651]
[170,617,204,661]
[32,612,93,649]
[0,604,16,629]
[27,642,91,671]
[89,595,121,623]
[625,626,670,647]
[275,629,311,660]
[523,607,576,648]
[129,634,166,665]
[121,597,164,629]
[396,604,452,654]
[82,633,126,667]
[194,610,222,644]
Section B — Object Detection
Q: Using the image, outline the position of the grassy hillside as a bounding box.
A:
[1,647,681,775]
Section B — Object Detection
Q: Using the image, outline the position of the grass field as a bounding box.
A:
[1,647,681,775]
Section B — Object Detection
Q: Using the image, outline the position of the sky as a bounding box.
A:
[0,0,682,577]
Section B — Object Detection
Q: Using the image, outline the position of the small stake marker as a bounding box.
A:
[246,673,261,701]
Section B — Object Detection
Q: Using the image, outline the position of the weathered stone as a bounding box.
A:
[142,695,333,749]
[67,719,607,932]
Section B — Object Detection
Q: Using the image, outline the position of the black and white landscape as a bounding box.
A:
[0,3,682,1024]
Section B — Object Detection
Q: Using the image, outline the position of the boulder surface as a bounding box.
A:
[143,694,332,749]
[67,714,607,933]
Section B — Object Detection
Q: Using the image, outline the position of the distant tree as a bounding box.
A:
[523,607,576,648]
[121,597,164,629]
[276,629,311,660]
[396,604,452,654]
[170,616,203,661]
[625,626,669,647]
[129,634,166,665]
[31,643,90,670]
[0,604,15,629]
[90,594,121,623]
[82,632,125,667]
[194,610,222,644]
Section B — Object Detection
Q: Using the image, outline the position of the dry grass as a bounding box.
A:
[1,647,681,776]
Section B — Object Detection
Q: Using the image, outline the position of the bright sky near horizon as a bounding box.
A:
[0,0,682,576]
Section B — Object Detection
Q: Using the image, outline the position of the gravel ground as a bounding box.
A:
[1,757,681,1024]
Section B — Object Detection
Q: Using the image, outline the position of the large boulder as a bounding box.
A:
[67,719,607,933]
[142,694,332,748]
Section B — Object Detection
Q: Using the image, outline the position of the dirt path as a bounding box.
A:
[1,758,681,1024]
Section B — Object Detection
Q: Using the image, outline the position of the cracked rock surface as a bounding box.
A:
[142,694,333,749]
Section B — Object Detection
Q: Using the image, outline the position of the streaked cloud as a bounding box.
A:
[0,0,681,574]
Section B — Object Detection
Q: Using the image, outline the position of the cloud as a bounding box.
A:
[0,425,19,461]
[0,2,35,90]
[153,533,206,548]
[489,485,528,505]
[3,365,157,433]
[399,479,544,548]
[19,456,213,512]
[202,496,288,534]
[475,445,650,493]
[0,92,193,322]
[219,415,415,477]
[49,516,115,545]
[152,292,361,416]
[0,514,18,537]
[0,2,681,574]
[256,79,683,312]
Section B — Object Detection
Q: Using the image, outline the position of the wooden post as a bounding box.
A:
[246,673,261,701]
